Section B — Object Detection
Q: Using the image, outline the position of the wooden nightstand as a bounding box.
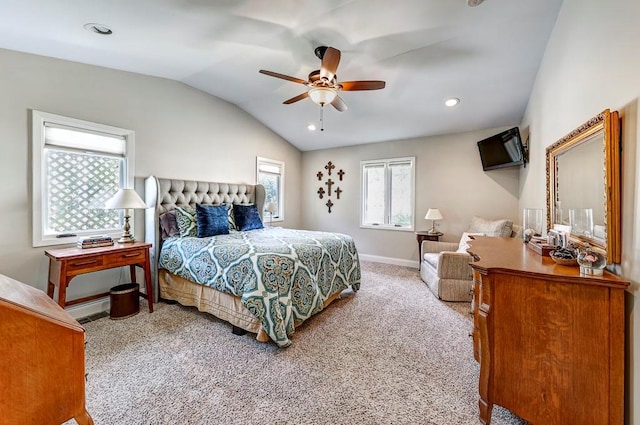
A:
[415,231,443,270]
[45,242,153,313]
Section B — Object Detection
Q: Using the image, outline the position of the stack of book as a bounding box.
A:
[77,235,114,249]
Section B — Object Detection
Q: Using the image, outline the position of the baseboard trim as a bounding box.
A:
[359,254,419,269]
[66,298,110,320]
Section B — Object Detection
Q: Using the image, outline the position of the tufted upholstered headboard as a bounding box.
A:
[144,176,265,302]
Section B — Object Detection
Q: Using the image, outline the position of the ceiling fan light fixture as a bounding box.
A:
[308,87,337,106]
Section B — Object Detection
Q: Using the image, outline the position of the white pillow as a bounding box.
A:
[457,232,485,253]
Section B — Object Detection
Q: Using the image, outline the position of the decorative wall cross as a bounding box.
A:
[326,199,334,213]
[316,161,344,213]
[325,178,334,196]
[324,161,335,175]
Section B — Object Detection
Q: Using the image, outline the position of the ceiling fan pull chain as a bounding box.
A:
[320,105,325,132]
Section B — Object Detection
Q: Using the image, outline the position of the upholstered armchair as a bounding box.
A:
[420,217,522,302]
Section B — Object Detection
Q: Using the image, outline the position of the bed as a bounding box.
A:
[144,176,361,347]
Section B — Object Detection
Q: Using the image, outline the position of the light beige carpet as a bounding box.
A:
[74,261,526,425]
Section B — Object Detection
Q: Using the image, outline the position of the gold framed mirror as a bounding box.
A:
[546,109,620,264]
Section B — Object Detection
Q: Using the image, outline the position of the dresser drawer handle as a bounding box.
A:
[123,253,141,258]
[73,260,98,266]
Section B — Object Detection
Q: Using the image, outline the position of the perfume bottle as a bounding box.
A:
[576,243,606,276]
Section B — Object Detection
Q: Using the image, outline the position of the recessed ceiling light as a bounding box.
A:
[307,124,316,131]
[445,97,460,107]
[83,23,113,35]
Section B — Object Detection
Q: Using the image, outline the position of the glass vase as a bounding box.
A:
[523,208,544,242]
[569,208,594,238]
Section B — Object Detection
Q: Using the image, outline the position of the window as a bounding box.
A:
[32,110,135,247]
[256,157,284,222]
[361,157,415,231]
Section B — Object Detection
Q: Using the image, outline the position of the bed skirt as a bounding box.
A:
[158,270,346,343]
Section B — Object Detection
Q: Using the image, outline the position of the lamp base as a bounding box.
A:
[117,234,135,244]
[118,214,135,243]
[427,223,440,235]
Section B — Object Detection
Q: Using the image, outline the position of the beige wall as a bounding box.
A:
[0,48,301,313]
[519,0,640,422]
[301,128,521,266]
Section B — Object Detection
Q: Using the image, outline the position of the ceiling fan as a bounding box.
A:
[259,46,386,113]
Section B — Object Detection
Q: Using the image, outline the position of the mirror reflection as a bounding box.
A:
[554,131,605,242]
[546,109,621,264]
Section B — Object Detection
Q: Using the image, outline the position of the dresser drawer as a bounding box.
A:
[66,256,104,273]
[103,249,145,267]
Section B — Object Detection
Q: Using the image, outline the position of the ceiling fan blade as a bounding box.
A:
[320,47,341,81]
[283,92,309,104]
[340,80,386,91]
[331,95,348,112]
[259,69,307,85]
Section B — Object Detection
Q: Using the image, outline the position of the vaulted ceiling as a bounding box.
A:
[0,0,563,151]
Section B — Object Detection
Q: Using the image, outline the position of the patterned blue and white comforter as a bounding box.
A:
[158,227,361,347]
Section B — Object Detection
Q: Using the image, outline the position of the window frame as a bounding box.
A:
[32,110,136,247]
[360,156,415,232]
[256,156,284,223]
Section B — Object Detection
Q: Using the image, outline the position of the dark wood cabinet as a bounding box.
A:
[0,273,93,425]
[469,237,628,425]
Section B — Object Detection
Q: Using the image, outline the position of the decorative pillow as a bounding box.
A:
[196,204,229,237]
[468,216,513,238]
[457,232,485,253]
[159,210,179,239]
[175,206,197,237]
[233,204,264,231]
[227,204,236,230]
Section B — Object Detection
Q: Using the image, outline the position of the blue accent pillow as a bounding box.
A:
[196,204,229,237]
[233,204,264,231]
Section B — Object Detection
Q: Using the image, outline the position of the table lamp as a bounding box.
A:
[265,202,277,226]
[424,208,443,235]
[104,188,147,243]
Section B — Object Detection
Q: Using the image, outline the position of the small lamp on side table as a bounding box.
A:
[425,208,443,235]
[265,202,277,227]
[104,188,147,243]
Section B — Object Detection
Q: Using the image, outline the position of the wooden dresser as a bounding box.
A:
[0,273,93,425]
[468,237,628,425]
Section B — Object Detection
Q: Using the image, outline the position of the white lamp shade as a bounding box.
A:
[424,208,443,221]
[265,202,278,214]
[104,188,147,210]
[308,87,337,105]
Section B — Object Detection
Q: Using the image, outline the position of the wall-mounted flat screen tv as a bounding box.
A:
[477,127,525,171]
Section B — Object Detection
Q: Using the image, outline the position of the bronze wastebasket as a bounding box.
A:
[109,283,140,319]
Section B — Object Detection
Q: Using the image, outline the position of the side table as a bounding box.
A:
[45,242,153,313]
[415,231,443,270]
